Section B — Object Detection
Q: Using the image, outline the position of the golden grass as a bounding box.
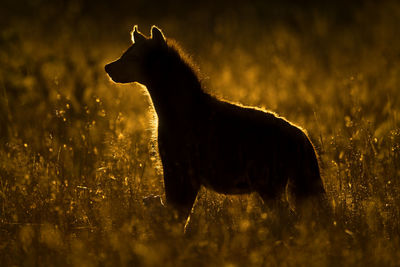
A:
[1,1,400,266]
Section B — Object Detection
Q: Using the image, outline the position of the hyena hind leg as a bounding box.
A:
[287,137,332,223]
[258,182,291,214]
[258,188,297,236]
[287,172,332,224]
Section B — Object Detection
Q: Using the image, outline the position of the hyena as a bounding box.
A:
[105,26,329,222]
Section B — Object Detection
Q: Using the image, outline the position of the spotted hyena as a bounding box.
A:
[105,26,329,222]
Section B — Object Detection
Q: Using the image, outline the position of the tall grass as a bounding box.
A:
[1,1,400,266]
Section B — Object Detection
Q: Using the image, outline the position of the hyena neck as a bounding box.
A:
[144,46,209,122]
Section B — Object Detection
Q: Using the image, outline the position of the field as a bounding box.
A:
[1,1,400,266]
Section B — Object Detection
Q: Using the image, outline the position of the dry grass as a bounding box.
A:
[1,1,400,266]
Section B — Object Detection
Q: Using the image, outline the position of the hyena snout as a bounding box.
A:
[105,61,133,83]
[104,62,113,75]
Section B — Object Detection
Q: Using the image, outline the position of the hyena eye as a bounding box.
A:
[121,46,138,59]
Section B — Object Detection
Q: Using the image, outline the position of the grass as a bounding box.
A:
[1,1,400,266]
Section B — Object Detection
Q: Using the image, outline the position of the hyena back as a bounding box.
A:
[105,26,329,221]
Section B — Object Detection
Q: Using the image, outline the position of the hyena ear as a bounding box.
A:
[151,26,166,44]
[132,25,147,44]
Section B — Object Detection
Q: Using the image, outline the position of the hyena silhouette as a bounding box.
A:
[105,26,329,222]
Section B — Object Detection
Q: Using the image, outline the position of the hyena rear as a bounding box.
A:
[105,26,329,222]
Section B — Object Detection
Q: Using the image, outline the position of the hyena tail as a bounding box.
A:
[288,135,331,219]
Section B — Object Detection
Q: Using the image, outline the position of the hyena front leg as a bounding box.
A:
[163,166,200,223]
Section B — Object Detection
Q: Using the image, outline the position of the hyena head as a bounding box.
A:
[105,25,166,84]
